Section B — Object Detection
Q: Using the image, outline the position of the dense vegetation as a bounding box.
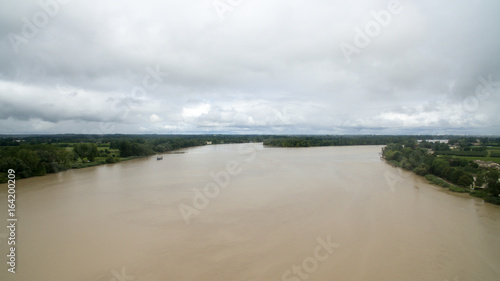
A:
[382,141,500,205]
[490,151,500,158]
[0,144,73,180]
[263,135,420,147]
[2,133,500,200]
[434,150,488,157]
[0,134,264,183]
[0,134,263,146]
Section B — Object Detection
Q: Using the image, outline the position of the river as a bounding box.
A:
[1,144,499,280]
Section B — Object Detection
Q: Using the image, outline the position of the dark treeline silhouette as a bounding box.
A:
[2,134,500,185]
[0,134,264,146]
[0,134,265,183]
[264,135,423,147]
[0,144,73,179]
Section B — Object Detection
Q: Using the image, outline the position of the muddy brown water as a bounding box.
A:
[1,144,500,281]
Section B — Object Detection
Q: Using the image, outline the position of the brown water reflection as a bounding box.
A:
[1,144,499,280]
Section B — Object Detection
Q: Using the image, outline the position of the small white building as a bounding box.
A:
[474,160,500,170]
[417,139,449,144]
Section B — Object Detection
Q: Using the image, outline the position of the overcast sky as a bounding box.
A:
[0,0,499,135]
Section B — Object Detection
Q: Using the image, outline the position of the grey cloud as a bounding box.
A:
[0,0,499,134]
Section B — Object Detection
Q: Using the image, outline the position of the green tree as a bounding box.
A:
[431,158,449,176]
[445,167,457,182]
[486,171,500,197]
[457,174,473,187]
[87,144,99,162]
[0,157,31,178]
[413,164,430,176]
[74,143,99,163]
[451,170,465,184]
[16,149,44,175]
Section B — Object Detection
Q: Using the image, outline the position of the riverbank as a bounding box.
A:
[385,159,496,204]
[381,143,500,205]
[0,148,195,184]
[0,135,267,184]
[0,154,160,184]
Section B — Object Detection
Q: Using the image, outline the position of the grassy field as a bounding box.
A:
[488,150,500,158]
[451,156,500,164]
[435,145,500,163]
[71,160,106,169]
[62,143,123,167]
[424,175,472,193]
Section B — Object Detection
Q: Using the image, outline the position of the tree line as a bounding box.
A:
[382,142,500,205]
[0,144,73,180]
[263,135,419,147]
[0,135,265,183]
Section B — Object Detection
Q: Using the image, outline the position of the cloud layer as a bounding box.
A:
[0,0,499,134]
